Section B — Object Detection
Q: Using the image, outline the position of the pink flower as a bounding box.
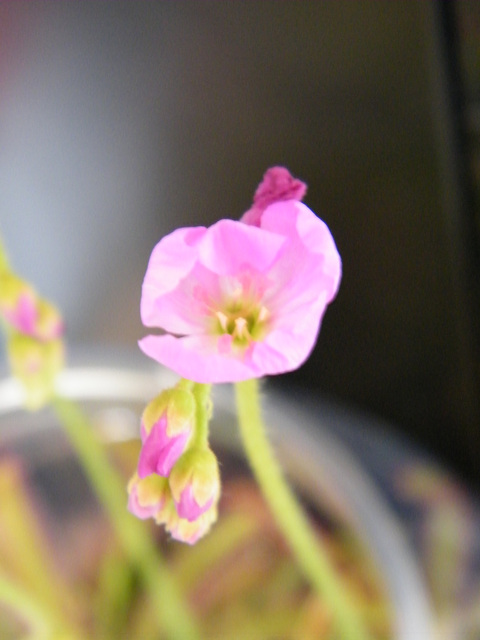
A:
[139,175,341,384]
[137,387,195,478]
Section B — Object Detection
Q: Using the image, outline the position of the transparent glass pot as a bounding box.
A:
[0,351,434,639]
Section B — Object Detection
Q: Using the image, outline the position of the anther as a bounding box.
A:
[215,311,229,332]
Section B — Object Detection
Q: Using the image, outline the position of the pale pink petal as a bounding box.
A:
[175,485,214,522]
[138,334,258,383]
[141,227,206,327]
[198,219,286,276]
[128,485,159,519]
[145,263,220,335]
[168,508,217,545]
[251,314,325,375]
[261,201,342,303]
[217,333,233,355]
[266,254,332,330]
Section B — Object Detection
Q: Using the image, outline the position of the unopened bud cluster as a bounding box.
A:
[128,382,220,544]
[0,265,64,409]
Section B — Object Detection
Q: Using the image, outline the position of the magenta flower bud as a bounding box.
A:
[137,386,196,479]
[0,272,37,335]
[241,166,307,227]
[169,447,220,522]
[127,472,170,520]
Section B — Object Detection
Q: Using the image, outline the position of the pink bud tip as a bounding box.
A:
[242,166,307,227]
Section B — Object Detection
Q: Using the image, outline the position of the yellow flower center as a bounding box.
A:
[214,303,270,346]
[204,273,272,349]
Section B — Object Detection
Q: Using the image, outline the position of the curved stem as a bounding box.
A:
[234,379,372,640]
[0,570,50,639]
[52,395,201,640]
[192,383,212,448]
[0,568,83,640]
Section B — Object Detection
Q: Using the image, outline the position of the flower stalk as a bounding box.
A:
[52,395,201,640]
[0,567,83,640]
[191,383,212,448]
[235,378,372,640]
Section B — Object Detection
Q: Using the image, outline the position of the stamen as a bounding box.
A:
[233,317,248,340]
[258,306,269,323]
[215,311,229,332]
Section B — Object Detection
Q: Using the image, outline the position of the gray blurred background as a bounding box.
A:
[1,1,479,485]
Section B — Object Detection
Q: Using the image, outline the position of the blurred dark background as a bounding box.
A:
[1,2,479,486]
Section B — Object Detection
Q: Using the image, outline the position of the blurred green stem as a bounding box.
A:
[235,378,372,640]
[52,396,201,640]
[0,568,83,640]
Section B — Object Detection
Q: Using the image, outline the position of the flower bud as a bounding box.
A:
[0,272,37,335]
[34,298,64,341]
[169,447,220,522]
[241,166,307,227]
[158,500,218,545]
[127,472,170,520]
[7,334,64,410]
[137,386,195,478]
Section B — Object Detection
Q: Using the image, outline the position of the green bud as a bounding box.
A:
[7,333,64,410]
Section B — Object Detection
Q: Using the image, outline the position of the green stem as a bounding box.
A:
[234,379,372,640]
[0,460,83,628]
[191,383,212,448]
[0,570,50,639]
[0,568,83,640]
[52,396,201,640]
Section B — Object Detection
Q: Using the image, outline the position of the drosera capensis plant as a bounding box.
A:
[0,168,376,640]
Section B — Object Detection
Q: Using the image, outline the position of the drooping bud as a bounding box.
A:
[157,499,218,545]
[169,447,220,522]
[0,272,38,335]
[137,385,196,478]
[127,472,170,520]
[7,334,64,410]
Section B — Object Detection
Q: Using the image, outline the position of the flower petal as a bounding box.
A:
[251,311,325,376]
[176,485,214,522]
[261,201,341,303]
[139,334,259,383]
[138,419,190,478]
[141,226,206,327]
[198,219,286,276]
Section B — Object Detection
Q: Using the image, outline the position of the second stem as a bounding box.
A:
[234,378,371,640]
